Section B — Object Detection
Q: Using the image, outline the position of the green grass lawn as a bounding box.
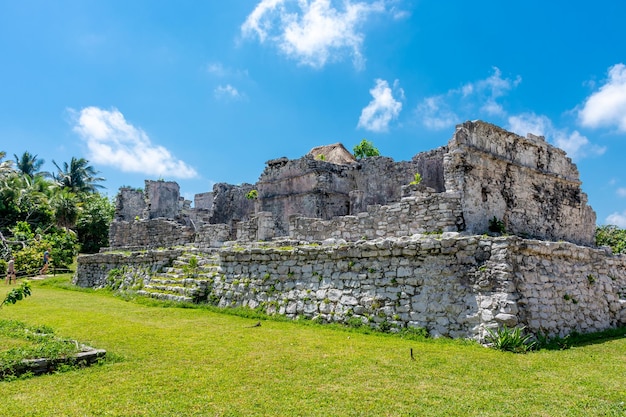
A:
[1,276,625,417]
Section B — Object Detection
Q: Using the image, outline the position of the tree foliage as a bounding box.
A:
[14,151,45,177]
[52,157,105,193]
[75,193,115,253]
[0,150,111,268]
[595,225,626,254]
[353,139,380,160]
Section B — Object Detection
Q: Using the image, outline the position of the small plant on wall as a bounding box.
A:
[488,216,506,234]
[410,172,422,185]
[245,190,258,200]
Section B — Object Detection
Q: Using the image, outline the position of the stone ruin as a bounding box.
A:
[75,120,626,341]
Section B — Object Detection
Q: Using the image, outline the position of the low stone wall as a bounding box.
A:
[195,224,231,247]
[109,219,195,248]
[74,235,626,340]
[210,235,626,340]
[73,249,183,288]
[511,240,626,335]
[288,188,464,242]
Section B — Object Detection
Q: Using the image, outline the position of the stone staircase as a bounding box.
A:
[137,247,221,303]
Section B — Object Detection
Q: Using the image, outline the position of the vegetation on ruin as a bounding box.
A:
[352,138,380,159]
[0,275,625,416]
[595,224,626,254]
[409,172,422,185]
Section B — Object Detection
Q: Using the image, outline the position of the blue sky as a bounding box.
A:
[1,0,626,226]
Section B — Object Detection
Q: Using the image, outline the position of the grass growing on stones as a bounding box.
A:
[1,276,625,417]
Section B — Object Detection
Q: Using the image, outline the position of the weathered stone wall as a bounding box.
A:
[109,219,195,248]
[209,183,256,226]
[209,236,626,340]
[257,156,355,235]
[115,188,145,221]
[194,223,231,248]
[73,249,183,288]
[194,192,213,211]
[411,147,447,192]
[445,121,596,245]
[510,240,626,336]
[237,212,275,242]
[288,186,464,241]
[144,180,180,220]
[351,157,418,211]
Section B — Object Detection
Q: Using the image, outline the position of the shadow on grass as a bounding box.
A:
[538,326,626,350]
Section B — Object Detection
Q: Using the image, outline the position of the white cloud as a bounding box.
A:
[507,112,605,160]
[207,62,227,77]
[357,79,403,132]
[617,188,626,197]
[241,0,385,69]
[606,211,626,228]
[579,63,626,132]
[71,107,197,179]
[417,96,459,130]
[214,84,243,100]
[417,67,520,130]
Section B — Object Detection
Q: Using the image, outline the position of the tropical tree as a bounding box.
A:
[0,173,54,229]
[14,151,45,177]
[353,139,380,159]
[52,157,105,194]
[75,193,115,253]
[51,189,80,229]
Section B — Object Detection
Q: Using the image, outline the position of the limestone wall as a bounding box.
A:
[288,186,464,242]
[115,188,145,221]
[109,219,195,248]
[445,121,596,245]
[144,180,180,220]
[209,183,256,226]
[210,236,626,339]
[510,240,626,336]
[194,223,231,248]
[73,249,183,288]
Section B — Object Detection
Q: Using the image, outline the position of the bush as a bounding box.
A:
[485,326,536,353]
[595,225,626,254]
[75,194,114,253]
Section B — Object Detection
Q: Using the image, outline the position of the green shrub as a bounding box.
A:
[409,173,422,185]
[485,326,536,353]
[245,190,258,200]
[488,216,506,234]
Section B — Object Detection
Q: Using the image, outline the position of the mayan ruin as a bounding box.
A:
[74,120,626,341]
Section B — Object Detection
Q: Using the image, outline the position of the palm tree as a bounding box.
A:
[52,157,105,193]
[14,151,45,177]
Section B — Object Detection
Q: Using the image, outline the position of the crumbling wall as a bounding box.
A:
[115,187,145,221]
[256,156,355,235]
[209,183,256,226]
[109,219,195,248]
[445,121,596,245]
[73,249,183,288]
[194,224,231,248]
[351,157,418,212]
[144,180,180,220]
[411,147,447,192]
[289,185,464,241]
